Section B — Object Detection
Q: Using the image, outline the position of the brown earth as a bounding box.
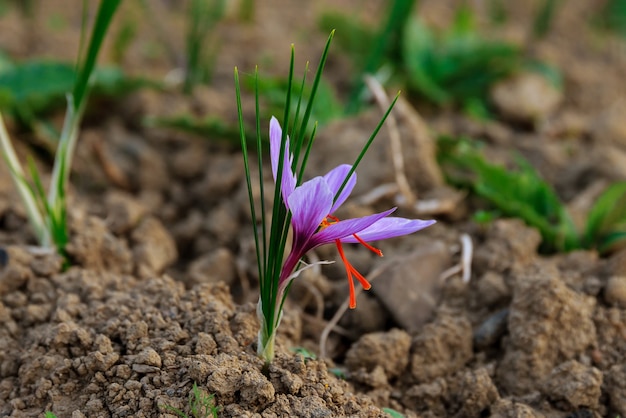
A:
[1,0,626,417]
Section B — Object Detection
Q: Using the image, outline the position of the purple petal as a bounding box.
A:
[269,116,296,205]
[287,177,334,248]
[323,164,357,213]
[340,217,436,243]
[310,208,396,246]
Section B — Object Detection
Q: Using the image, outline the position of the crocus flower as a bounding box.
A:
[270,116,435,308]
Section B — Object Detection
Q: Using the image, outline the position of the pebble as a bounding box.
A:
[604,276,626,308]
[491,72,562,123]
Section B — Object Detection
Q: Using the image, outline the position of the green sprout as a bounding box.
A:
[439,136,626,254]
[184,0,225,94]
[161,383,219,418]
[0,0,121,257]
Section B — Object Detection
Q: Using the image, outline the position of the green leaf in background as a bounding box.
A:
[317,11,376,68]
[0,59,158,129]
[584,182,626,252]
[145,114,258,147]
[402,8,521,110]
[594,0,626,37]
[438,136,579,252]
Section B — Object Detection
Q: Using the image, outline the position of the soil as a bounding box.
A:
[1,0,626,417]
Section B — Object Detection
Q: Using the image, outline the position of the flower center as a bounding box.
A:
[320,215,383,309]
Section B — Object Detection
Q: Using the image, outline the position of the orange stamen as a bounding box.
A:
[336,239,372,309]
[352,233,383,256]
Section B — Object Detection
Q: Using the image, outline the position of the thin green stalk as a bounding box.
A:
[254,67,267,277]
[0,113,47,244]
[234,67,263,287]
[47,0,121,245]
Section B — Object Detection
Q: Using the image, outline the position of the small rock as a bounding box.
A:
[475,272,511,307]
[105,191,147,235]
[345,329,411,381]
[541,360,602,409]
[187,248,236,287]
[372,241,451,332]
[194,154,244,199]
[171,143,207,180]
[204,202,240,246]
[592,100,626,149]
[498,264,596,395]
[490,398,545,417]
[474,308,509,349]
[604,276,626,308]
[452,368,499,417]
[402,377,448,416]
[135,347,162,367]
[491,72,562,123]
[606,364,626,416]
[409,310,473,383]
[131,217,178,278]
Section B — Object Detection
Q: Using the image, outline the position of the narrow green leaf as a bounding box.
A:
[73,0,122,111]
[584,182,626,248]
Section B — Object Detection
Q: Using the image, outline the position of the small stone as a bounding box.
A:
[105,191,147,235]
[187,248,236,287]
[491,72,562,122]
[604,276,626,308]
[132,217,178,278]
[409,310,473,383]
[345,329,411,380]
[606,364,626,416]
[135,347,162,367]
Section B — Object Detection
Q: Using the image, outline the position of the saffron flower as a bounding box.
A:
[270,116,436,308]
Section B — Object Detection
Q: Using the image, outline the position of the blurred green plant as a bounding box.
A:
[438,136,626,254]
[145,114,259,147]
[402,6,521,117]
[594,0,626,36]
[0,0,121,258]
[161,383,219,418]
[184,0,225,94]
[111,17,138,64]
[532,0,560,40]
[0,60,154,134]
[318,0,415,114]
[44,413,57,418]
[320,2,539,117]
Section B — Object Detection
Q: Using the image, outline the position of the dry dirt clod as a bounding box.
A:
[450,368,500,417]
[497,262,596,395]
[345,328,411,385]
[131,216,178,278]
[409,309,473,384]
[187,247,236,288]
[104,191,148,235]
[605,363,626,416]
[541,360,602,410]
[489,398,546,418]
